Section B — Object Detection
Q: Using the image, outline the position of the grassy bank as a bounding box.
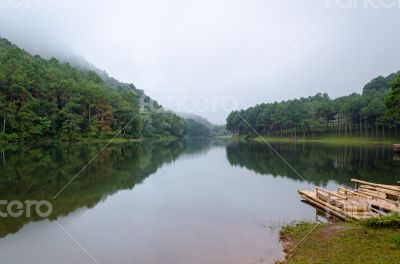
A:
[237,135,400,145]
[279,219,400,264]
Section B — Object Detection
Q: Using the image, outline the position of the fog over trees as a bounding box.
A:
[0,37,186,142]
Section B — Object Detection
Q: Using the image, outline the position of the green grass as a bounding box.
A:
[280,220,400,264]
[249,135,400,145]
[362,213,400,229]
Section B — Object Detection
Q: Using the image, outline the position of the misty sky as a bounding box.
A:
[1,0,400,124]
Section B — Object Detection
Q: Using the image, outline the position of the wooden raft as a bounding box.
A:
[394,144,400,153]
[299,179,400,221]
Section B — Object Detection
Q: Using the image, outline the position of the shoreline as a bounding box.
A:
[3,134,399,147]
[0,135,182,149]
[229,135,400,145]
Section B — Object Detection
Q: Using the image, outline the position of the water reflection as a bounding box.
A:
[0,140,189,237]
[0,140,399,263]
[226,142,400,186]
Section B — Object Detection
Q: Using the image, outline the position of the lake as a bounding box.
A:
[0,139,399,264]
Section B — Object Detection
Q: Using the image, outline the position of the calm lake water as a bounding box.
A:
[0,139,399,264]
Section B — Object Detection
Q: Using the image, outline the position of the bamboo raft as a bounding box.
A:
[299,179,400,221]
[394,144,400,153]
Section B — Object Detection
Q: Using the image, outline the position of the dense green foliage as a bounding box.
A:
[179,113,229,137]
[210,124,230,137]
[0,37,186,142]
[100,74,187,139]
[226,72,400,138]
[385,75,400,124]
[364,213,400,229]
[184,118,211,138]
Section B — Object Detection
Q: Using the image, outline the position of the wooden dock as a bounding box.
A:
[299,179,400,221]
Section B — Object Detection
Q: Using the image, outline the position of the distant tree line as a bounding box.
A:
[226,72,400,139]
[0,37,186,142]
[180,113,229,138]
[184,119,212,138]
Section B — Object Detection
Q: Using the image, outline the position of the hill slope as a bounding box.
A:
[178,113,229,137]
[0,37,186,142]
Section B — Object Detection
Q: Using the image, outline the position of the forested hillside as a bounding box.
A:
[0,37,186,142]
[179,113,229,137]
[226,73,400,139]
[184,119,212,138]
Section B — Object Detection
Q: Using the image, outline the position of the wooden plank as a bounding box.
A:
[358,188,387,199]
[302,196,348,220]
[351,179,400,192]
[316,187,348,200]
[298,190,376,221]
[338,187,371,199]
[299,190,352,220]
[358,181,400,191]
[359,185,400,198]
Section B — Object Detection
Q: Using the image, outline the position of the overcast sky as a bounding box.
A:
[1,0,399,124]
